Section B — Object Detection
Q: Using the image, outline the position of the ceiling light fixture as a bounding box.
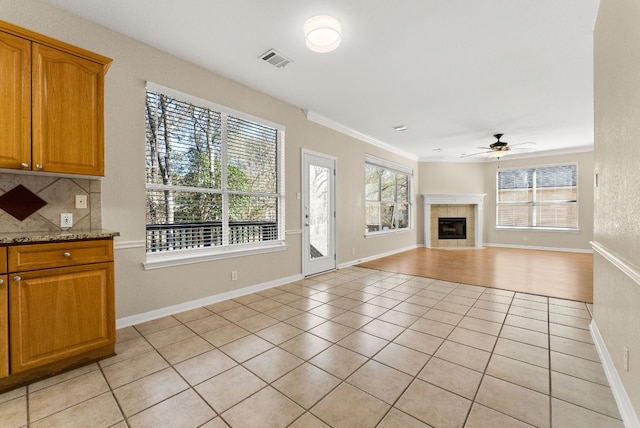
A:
[393,125,408,132]
[304,15,342,53]
[489,150,507,159]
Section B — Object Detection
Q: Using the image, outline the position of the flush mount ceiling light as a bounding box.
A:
[304,15,342,53]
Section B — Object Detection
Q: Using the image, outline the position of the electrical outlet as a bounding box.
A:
[60,213,73,228]
[352,248,355,254]
[624,346,629,371]
[75,194,88,209]
[231,271,238,281]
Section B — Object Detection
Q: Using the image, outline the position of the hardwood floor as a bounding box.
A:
[357,247,593,303]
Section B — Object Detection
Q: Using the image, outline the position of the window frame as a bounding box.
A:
[495,162,579,231]
[143,82,286,269]
[364,155,413,237]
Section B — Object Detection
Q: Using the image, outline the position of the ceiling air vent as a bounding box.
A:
[259,49,292,68]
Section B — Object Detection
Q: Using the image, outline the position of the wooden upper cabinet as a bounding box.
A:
[0,31,31,170]
[32,44,105,176]
[0,20,111,176]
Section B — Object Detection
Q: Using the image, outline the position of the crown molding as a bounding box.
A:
[304,110,419,161]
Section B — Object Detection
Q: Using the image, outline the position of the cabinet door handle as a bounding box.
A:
[35,164,43,170]
[63,252,71,258]
[13,276,21,282]
[21,162,29,168]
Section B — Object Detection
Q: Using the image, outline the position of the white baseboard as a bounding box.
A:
[485,242,593,253]
[590,320,640,428]
[116,273,303,329]
[116,243,420,328]
[338,244,420,269]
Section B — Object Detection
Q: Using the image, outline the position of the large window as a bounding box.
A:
[497,164,577,229]
[365,156,412,233]
[145,83,284,259]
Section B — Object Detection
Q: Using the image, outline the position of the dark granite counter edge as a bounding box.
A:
[0,230,120,245]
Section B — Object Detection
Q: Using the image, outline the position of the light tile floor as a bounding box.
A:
[0,267,625,427]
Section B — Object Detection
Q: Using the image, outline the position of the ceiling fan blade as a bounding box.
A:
[510,141,536,147]
[460,150,492,158]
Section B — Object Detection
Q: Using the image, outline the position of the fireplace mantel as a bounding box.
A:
[422,193,486,248]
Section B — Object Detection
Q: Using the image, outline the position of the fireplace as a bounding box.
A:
[438,217,467,240]
[422,193,486,248]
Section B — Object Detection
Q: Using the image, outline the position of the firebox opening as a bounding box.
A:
[438,217,467,240]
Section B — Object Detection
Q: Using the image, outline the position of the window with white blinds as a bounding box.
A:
[145,84,284,255]
[365,157,412,233]
[496,164,577,229]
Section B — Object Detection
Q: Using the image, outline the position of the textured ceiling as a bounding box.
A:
[47,0,600,161]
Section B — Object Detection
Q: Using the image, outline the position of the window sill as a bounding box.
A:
[143,241,287,270]
[365,228,413,238]
[495,226,581,233]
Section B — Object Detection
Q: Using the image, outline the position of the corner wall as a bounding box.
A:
[593,0,640,419]
[418,152,594,252]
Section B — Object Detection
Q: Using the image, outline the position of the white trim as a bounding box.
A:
[146,81,284,131]
[143,242,287,270]
[365,228,413,238]
[304,110,418,161]
[365,154,414,176]
[338,244,419,269]
[495,226,581,233]
[485,243,593,254]
[591,241,640,286]
[114,240,145,250]
[590,320,640,428]
[116,273,303,329]
[417,144,593,162]
[301,149,338,277]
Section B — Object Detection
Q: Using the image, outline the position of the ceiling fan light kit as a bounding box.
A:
[304,15,342,53]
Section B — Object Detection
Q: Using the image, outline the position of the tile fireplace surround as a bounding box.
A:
[422,194,486,249]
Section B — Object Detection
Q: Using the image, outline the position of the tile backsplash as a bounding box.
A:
[0,173,101,233]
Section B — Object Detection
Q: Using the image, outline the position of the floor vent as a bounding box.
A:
[259,49,292,68]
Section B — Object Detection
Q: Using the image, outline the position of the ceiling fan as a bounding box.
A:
[461,133,536,159]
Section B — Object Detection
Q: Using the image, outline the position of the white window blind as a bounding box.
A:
[145,85,284,254]
[365,157,412,233]
[497,164,577,229]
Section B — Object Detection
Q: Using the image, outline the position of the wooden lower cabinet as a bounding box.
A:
[9,263,114,373]
[0,238,115,391]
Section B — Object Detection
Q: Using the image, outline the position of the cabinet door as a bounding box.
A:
[0,32,31,170]
[0,275,7,378]
[32,43,105,176]
[9,263,114,373]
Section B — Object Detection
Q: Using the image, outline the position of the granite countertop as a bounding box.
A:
[0,229,120,244]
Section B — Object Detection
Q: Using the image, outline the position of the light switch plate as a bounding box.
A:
[61,213,73,228]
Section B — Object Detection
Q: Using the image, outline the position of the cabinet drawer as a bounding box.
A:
[0,247,6,273]
[8,239,113,272]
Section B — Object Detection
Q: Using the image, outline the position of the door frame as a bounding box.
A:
[301,149,337,277]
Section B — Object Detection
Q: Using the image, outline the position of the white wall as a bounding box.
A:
[1,0,418,319]
[593,0,640,418]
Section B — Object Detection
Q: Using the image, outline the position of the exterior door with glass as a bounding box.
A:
[302,151,336,276]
